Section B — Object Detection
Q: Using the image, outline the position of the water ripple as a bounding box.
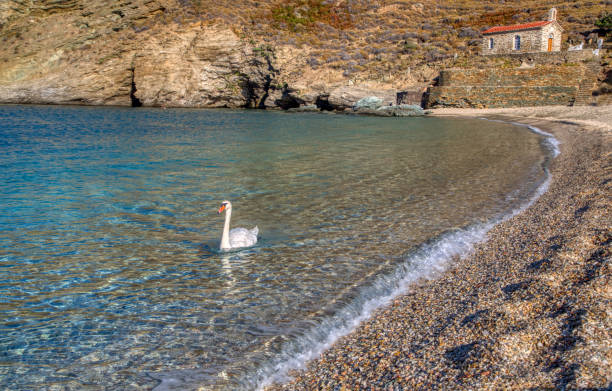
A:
[0,106,550,390]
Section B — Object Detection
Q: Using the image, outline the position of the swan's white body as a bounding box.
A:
[218,201,258,251]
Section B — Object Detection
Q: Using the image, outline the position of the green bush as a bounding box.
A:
[595,13,612,33]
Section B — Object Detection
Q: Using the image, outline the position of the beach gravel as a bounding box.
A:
[267,108,611,390]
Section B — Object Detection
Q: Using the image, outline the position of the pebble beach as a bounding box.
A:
[267,106,611,390]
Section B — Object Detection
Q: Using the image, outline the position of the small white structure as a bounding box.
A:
[482,8,563,55]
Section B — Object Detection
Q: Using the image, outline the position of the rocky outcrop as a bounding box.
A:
[133,26,251,108]
[0,22,282,108]
[355,104,425,117]
[1,0,608,110]
[0,1,418,110]
[325,86,397,111]
[350,96,425,116]
[0,0,282,108]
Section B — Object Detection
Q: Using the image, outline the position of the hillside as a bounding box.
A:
[0,0,609,108]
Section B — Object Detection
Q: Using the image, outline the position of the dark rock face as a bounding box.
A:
[273,87,304,110]
[315,94,335,111]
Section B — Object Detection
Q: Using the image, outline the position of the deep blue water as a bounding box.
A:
[0,105,550,390]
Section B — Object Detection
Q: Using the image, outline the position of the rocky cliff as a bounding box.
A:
[0,1,269,107]
[0,0,608,109]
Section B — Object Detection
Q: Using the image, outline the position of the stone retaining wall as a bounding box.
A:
[438,65,585,87]
[427,86,577,108]
[396,89,425,105]
[486,49,599,64]
[426,62,591,108]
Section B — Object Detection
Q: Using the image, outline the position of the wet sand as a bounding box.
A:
[267,106,611,390]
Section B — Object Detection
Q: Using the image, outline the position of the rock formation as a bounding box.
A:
[0,1,607,109]
[0,1,279,107]
[0,0,437,109]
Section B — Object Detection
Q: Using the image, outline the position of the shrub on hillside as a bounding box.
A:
[595,12,612,34]
[306,56,319,68]
[402,40,419,52]
[270,0,353,32]
[458,27,480,38]
[418,33,431,43]
[424,49,446,62]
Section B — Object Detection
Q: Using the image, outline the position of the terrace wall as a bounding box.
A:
[426,61,591,108]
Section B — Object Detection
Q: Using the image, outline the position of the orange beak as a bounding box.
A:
[218,204,226,214]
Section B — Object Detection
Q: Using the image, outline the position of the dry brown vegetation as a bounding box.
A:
[165,0,610,80]
[0,0,610,89]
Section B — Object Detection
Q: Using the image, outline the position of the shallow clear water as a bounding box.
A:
[0,105,550,390]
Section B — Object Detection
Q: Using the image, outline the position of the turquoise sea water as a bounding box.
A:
[0,105,551,390]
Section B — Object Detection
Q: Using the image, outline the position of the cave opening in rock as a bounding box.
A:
[315,95,334,111]
[130,68,142,107]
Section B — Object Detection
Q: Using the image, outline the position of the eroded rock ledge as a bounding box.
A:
[0,5,426,112]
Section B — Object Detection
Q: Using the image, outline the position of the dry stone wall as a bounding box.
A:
[427,86,577,108]
[427,64,586,108]
[437,65,584,87]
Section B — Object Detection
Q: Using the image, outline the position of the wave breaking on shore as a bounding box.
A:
[249,121,559,391]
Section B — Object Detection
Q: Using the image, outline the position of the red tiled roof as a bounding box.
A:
[482,21,552,34]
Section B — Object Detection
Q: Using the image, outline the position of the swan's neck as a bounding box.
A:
[221,209,232,250]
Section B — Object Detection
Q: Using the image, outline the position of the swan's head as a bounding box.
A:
[218,200,232,214]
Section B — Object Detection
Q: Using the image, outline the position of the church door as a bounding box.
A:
[548,35,553,51]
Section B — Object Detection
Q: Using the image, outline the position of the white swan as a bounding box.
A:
[218,200,258,251]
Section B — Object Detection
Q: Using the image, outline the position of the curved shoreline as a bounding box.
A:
[253,117,558,390]
[267,107,611,390]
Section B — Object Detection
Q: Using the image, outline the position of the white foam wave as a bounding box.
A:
[525,125,560,157]
[244,119,560,391]
[250,223,493,390]
[478,117,560,157]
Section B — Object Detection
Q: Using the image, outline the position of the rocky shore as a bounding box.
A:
[267,106,611,390]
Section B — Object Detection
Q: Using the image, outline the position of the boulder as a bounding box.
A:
[327,86,395,111]
[353,96,384,110]
[378,104,425,116]
[354,104,425,117]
